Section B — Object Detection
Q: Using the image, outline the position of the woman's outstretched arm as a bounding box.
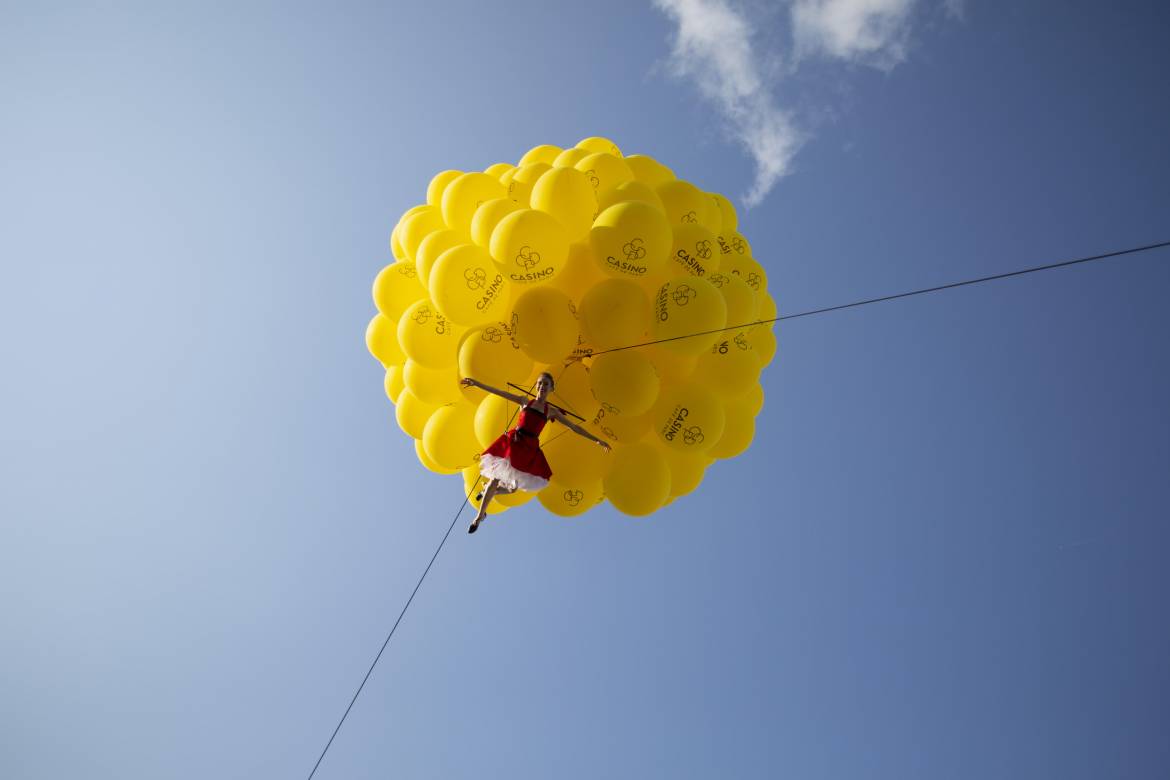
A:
[460,377,529,406]
[549,408,612,451]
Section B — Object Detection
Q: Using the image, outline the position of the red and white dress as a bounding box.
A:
[479,403,554,492]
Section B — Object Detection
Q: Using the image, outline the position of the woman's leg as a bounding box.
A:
[470,477,500,532]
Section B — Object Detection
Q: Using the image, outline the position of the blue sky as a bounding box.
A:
[2,1,1168,778]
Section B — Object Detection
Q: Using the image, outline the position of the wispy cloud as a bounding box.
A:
[653,0,804,207]
[654,0,951,207]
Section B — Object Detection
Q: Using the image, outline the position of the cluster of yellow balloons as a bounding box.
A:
[367,136,776,517]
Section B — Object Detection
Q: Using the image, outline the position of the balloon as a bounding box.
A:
[574,152,634,196]
[403,359,463,405]
[426,170,463,207]
[366,313,405,367]
[717,230,754,262]
[546,242,606,305]
[597,180,665,214]
[722,252,768,296]
[576,136,622,156]
[759,291,778,328]
[589,201,672,280]
[658,446,710,497]
[543,426,611,488]
[502,162,551,207]
[656,180,712,229]
[710,192,737,232]
[589,351,660,416]
[667,223,720,280]
[442,172,506,238]
[603,442,670,516]
[422,403,480,471]
[474,393,516,449]
[649,277,728,355]
[397,298,464,369]
[650,382,725,454]
[646,345,698,383]
[509,286,578,364]
[399,207,447,261]
[591,405,651,444]
[540,360,596,420]
[429,244,511,327]
[741,383,764,416]
[459,322,534,401]
[415,229,464,290]
[470,198,521,248]
[384,365,406,403]
[416,438,460,475]
[742,325,777,366]
[530,167,598,243]
[708,399,755,460]
[538,478,604,517]
[489,208,570,286]
[693,335,762,398]
[395,390,437,439]
[519,144,562,167]
[552,147,590,168]
[462,465,506,515]
[706,271,759,327]
[373,261,427,320]
[623,154,675,187]
[483,162,514,179]
[579,278,649,351]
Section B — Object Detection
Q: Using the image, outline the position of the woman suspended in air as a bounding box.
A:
[460,371,611,533]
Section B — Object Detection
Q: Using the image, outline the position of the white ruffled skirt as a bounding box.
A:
[479,454,550,492]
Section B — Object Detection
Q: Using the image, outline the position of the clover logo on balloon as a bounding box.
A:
[731,236,746,254]
[564,490,584,507]
[681,210,698,224]
[746,272,762,290]
[682,426,705,446]
[412,306,432,325]
[515,245,541,271]
[672,285,696,307]
[583,169,600,189]
[464,267,487,290]
[695,240,713,260]
[734,333,750,350]
[397,264,417,279]
[481,327,503,343]
[707,273,728,288]
[622,238,646,262]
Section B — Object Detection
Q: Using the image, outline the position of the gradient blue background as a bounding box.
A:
[2,2,1168,778]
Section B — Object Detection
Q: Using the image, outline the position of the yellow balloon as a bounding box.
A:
[552,147,589,168]
[415,229,463,290]
[415,438,460,475]
[397,299,465,369]
[422,403,480,471]
[741,383,764,416]
[590,405,651,444]
[392,205,428,260]
[426,170,463,207]
[574,152,634,197]
[473,393,515,450]
[538,478,604,517]
[722,252,768,296]
[759,291,778,328]
[470,197,520,248]
[646,345,698,383]
[589,351,660,417]
[597,180,666,214]
[701,192,723,235]
[373,261,426,320]
[624,154,676,187]
[576,136,622,156]
[459,322,534,400]
[578,278,649,351]
[589,201,673,280]
[496,488,536,508]
[743,325,777,366]
[395,390,437,439]
[543,426,611,488]
[384,365,405,403]
[708,399,755,460]
[650,382,725,454]
[430,244,511,327]
[483,162,514,179]
[441,172,506,237]
[403,359,463,405]
[706,271,760,327]
[530,167,598,243]
[650,277,728,355]
[717,229,754,262]
[489,208,570,286]
[509,286,578,364]
[400,207,447,262]
[658,446,711,497]
[502,162,550,207]
[463,465,507,515]
[538,360,596,420]
[603,442,670,516]
[667,222,720,280]
[366,313,405,366]
[546,242,607,305]
[656,180,711,228]
[693,336,762,398]
[519,144,562,167]
[710,192,738,232]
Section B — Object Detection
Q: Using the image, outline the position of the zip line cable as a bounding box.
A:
[306,238,1166,778]
[591,239,1170,356]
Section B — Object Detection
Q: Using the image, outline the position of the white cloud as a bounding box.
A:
[653,0,805,207]
[790,0,919,68]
